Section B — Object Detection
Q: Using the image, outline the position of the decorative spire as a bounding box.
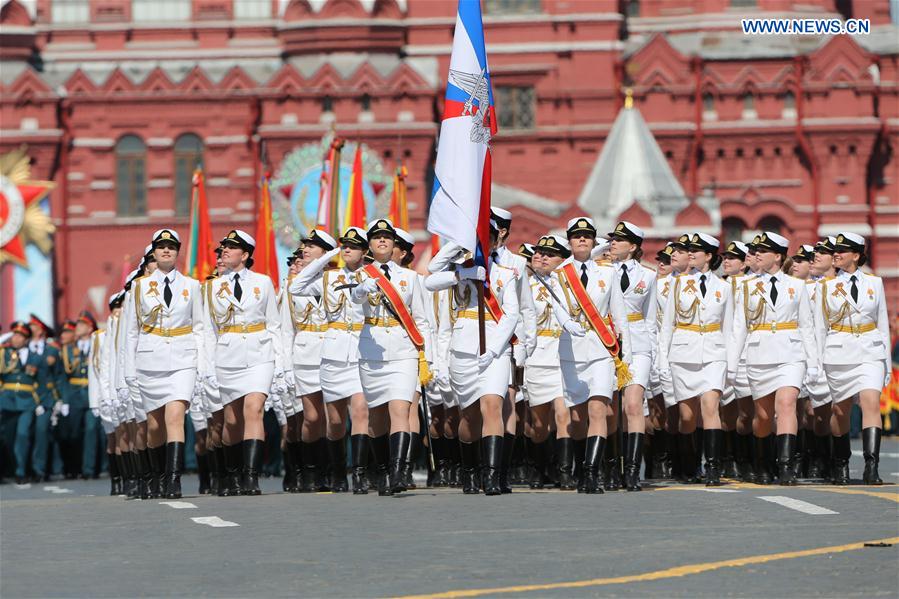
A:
[624,88,634,110]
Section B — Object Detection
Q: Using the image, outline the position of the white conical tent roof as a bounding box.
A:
[577,99,688,222]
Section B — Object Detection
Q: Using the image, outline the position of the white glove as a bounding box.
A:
[526,338,537,358]
[458,266,486,281]
[117,387,130,403]
[271,372,288,396]
[562,320,587,337]
[886,372,893,388]
[205,374,220,390]
[428,241,464,273]
[191,379,205,408]
[91,408,100,418]
[658,367,672,383]
[357,277,379,294]
[478,349,497,372]
[726,369,737,387]
[125,377,137,389]
[285,370,296,390]
[35,405,46,417]
[804,367,819,387]
[60,403,70,417]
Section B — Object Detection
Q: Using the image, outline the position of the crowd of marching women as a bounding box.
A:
[1,208,891,498]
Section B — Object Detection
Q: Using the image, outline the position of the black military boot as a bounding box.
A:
[153,445,168,498]
[555,437,576,490]
[573,438,587,493]
[221,443,242,496]
[807,434,825,479]
[753,435,772,485]
[722,430,738,479]
[448,438,462,488]
[431,437,449,488]
[831,434,851,485]
[794,429,808,478]
[604,433,622,491]
[282,443,296,493]
[214,446,227,496]
[704,429,723,487]
[327,438,349,492]
[459,441,480,495]
[642,433,654,480]
[127,452,141,500]
[108,453,122,496]
[371,434,391,496]
[500,433,515,494]
[298,441,317,493]
[582,435,606,494]
[164,441,185,499]
[735,433,755,483]
[197,452,211,495]
[862,427,883,485]
[678,433,700,484]
[650,430,666,479]
[625,432,645,491]
[388,432,411,494]
[351,434,371,494]
[776,434,797,486]
[513,435,529,484]
[480,435,503,496]
[404,432,420,490]
[528,440,548,489]
[144,447,162,499]
[315,438,330,492]
[241,439,263,495]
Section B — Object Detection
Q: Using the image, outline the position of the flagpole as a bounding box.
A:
[477,284,486,355]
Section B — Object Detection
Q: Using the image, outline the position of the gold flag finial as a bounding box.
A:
[624,88,634,109]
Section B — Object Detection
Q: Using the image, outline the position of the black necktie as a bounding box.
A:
[233,273,242,301]
[769,276,778,306]
[381,264,391,281]
[620,264,630,293]
[163,276,172,307]
[580,264,589,288]
[699,274,707,298]
[850,275,858,302]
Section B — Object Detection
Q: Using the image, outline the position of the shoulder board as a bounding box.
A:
[823,276,835,281]
[493,263,513,272]
[594,260,612,267]
[867,274,881,279]
[805,279,816,285]
[675,273,688,279]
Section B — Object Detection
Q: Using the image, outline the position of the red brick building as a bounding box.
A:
[1,0,897,321]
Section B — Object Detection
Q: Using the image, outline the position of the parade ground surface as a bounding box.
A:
[2,439,898,598]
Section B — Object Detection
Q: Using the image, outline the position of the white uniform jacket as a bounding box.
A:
[289,251,365,363]
[728,270,817,371]
[205,268,282,372]
[280,274,326,368]
[351,260,433,362]
[124,269,205,378]
[423,262,520,359]
[548,258,632,365]
[526,272,563,368]
[659,270,733,369]
[494,246,537,362]
[613,259,657,357]
[813,270,890,368]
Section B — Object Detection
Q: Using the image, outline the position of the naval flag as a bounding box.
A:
[427,0,497,266]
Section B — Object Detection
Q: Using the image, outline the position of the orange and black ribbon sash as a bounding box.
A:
[362,263,425,350]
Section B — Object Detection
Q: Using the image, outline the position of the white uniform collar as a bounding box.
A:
[230,267,249,280]
[614,258,637,271]
[29,339,45,353]
[760,269,783,282]
[572,258,590,270]
[152,268,180,284]
[837,269,861,280]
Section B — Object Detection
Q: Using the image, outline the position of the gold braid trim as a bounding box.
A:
[672,276,700,322]
[91,333,102,371]
[206,278,235,331]
[821,279,851,327]
[742,279,767,325]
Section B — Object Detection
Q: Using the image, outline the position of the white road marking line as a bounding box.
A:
[42,486,73,494]
[191,516,239,528]
[14,483,31,489]
[758,496,838,515]
[671,487,741,493]
[890,473,899,476]
[159,501,197,509]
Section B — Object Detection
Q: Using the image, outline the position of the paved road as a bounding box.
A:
[2,439,898,598]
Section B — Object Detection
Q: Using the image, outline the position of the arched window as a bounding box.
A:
[742,92,756,119]
[116,135,146,217]
[722,217,746,244]
[174,134,203,217]
[758,215,785,235]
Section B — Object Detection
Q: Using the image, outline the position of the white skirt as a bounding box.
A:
[561,358,615,407]
[748,362,805,400]
[360,358,418,408]
[524,364,564,407]
[138,368,195,413]
[216,362,274,406]
[671,361,726,402]
[624,353,652,390]
[294,363,322,397]
[129,383,147,423]
[320,358,362,404]
[826,361,885,403]
[450,351,511,410]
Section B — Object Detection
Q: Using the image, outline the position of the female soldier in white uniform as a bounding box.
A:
[286,231,337,492]
[278,248,306,492]
[352,219,433,496]
[522,235,568,489]
[424,220,519,495]
[124,229,205,499]
[658,233,732,486]
[805,237,837,478]
[789,243,816,476]
[291,228,370,493]
[608,222,656,492]
[201,248,227,495]
[647,243,675,479]
[729,232,817,485]
[205,230,283,496]
[814,233,890,485]
[548,217,632,494]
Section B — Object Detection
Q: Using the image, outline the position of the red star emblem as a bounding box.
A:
[0,147,55,267]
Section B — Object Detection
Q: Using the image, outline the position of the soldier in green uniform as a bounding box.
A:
[58,312,95,478]
[28,315,62,482]
[1,322,42,484]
